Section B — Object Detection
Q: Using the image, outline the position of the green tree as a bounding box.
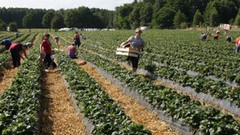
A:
[22,13,34,32]
[152,7,176,29]
[152,7,175,28]
[114,4,133,29]
[51,14,64,31]
[129,7,140,29]
[173,10,187,29]
[9,22,18,32]
[234,10,240,26]
[0,19,7,31]
[209,8,219,27]
[140,3,153,26]
[42,11,54,28]
[193,9,203,27]
[64,9,79,28]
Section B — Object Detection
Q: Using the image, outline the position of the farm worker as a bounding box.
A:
[0,39,12,50]
[226,36,232,45]
[201,33,207,41]
[9,43,28,68]
[25,41,33,48]
[14,31,19,38]
[40,33,52,72]
[54,36,60,45]
[73,32,81,47]
[235,37,240,53]
[68,43,77,58]
[50,52,57,69]
[120,28,145,72]
[213,33,219,40]
[80,33,86,40]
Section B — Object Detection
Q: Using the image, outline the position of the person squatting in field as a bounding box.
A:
[40,33,55,71]
[9,43,28,68]
[0,39,12,50]
[121,28,145,72]
[68,42,77,58]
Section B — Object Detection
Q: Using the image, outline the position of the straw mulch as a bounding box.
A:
[0,67,18,95]
[39,69,85,135]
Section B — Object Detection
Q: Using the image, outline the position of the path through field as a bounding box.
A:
[39,68,85,135]
[0,65,17,95]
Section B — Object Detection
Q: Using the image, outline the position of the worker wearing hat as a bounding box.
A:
[120,28,145,72]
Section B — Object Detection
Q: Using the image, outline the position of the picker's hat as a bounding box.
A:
[135,28,142,33]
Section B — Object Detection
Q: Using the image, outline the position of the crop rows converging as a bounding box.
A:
[0,33,41,134]
[1,30,240,135]
[57,30,240,134]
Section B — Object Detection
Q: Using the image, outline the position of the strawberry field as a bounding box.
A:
[0,30,240,135]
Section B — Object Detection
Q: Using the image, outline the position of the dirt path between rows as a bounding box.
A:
[39,68,85,135]
[0,64,18,95]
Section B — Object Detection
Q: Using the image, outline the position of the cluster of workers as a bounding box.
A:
[0,32,86,71]
[201,30,240,53]
[2,29,240,73]
[40,32,86,72]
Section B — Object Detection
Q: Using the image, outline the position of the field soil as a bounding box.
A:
[39,68,85,135]
[0,65,17,95]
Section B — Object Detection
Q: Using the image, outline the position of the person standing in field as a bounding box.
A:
[0,39,12,50]
[9,43,28,68]
[120,28,145,72]
[68,43,77,58]
[40,33,52,71]
[73,32,81,47]
[235,37,240,53]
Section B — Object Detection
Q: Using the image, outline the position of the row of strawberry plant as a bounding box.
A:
[64,35,240,108]
[85,31,240,83]
[65,30,240,107]
[0,33,41,134]
[76,30,240,83]
[55,50,151,134]
[77,48,240,134]
[0,33,35,74]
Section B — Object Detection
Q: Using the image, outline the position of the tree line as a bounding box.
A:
[115,0,240,29]
[0,0,240,31]
[0,7,114,31]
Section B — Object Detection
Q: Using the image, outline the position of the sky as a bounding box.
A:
[0,0,134,11]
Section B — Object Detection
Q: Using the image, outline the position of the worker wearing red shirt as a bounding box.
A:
[40,34,52,71]
[9,43,28,68]
[236,37,240,53]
